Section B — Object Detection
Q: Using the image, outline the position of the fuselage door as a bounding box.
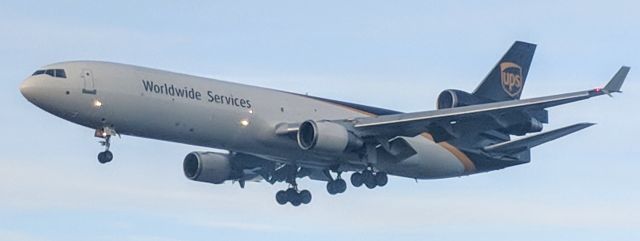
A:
[81,69,97,95]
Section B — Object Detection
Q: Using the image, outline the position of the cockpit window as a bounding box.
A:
[54,69,66,78]
[32,70,45,76]
[31,69,67,78]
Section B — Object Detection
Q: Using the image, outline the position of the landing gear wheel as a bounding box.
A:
[364,171,377,189]
[299,190,312,204]
[285,188,297,199]
[98,152,105,163]
[335,179,347,193]
[97,150,113,164]
[375,172,388,187]
[283,188,302,206]
[350,172,364,187]
[289,193,302,206]
[327,181,338,195]
[276,190,287,205]
[327,179,348,195]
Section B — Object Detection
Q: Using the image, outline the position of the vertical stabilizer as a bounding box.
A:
[473,41,536,101]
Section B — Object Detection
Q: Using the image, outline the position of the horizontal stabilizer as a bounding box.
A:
[483,123,594,154]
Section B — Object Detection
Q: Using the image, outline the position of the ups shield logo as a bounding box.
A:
[500,62,523,97]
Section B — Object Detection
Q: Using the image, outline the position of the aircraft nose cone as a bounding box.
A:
[19,77,43,104]
[19,77,34,100]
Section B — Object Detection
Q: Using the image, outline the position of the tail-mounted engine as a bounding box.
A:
[437,89,485,109]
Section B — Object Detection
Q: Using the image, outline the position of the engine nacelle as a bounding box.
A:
[437,89,484,109]
[183,152,239,184]
[507,117,544,136]
[297,120,363,153]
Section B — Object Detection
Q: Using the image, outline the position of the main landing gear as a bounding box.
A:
[275,181,312,206]
[351,168,388,189]
[326,171,347,195]
[95,127,116,164]
[274,166,312,206]
[275,186,312,206]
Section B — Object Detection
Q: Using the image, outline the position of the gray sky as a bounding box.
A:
[1,1,639,241]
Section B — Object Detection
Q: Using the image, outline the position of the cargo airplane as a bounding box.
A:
[20,41,629,206]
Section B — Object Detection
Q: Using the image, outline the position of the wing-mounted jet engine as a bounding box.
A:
[296,120,364,153]
[182,151,316,206]
[183,152,277,186]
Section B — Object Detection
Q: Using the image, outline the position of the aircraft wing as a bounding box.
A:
[352,66,629,138]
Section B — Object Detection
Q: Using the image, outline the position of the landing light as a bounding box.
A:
[95,129,108,137]
[93,100,103,108]
[240,120,250,126]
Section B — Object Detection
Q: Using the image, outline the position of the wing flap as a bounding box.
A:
[482,123,594,154]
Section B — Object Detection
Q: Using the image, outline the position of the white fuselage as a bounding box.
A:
[20,61,474,179]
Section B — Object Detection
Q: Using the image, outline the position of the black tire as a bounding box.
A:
[335,179,347,193]
[299,190,312,204]
[365,173,377,189]
[285,188,297,199]
[98,151,113,164]
[326,181,337,195]
[375,172,388,187]
[98,152,108,164]
[350,172,364,187]
[290,192,302,206]
[276,190,287,205]
[103,150,113,162]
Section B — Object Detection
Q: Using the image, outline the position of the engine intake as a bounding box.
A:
[183,152,238,184]
[297,120,363,153]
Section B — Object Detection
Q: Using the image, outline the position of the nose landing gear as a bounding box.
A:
[95,127,116,164]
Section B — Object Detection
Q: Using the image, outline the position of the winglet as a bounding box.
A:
[603,66,630,93]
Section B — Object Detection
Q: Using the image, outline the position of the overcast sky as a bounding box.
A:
[1,1,639,241]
